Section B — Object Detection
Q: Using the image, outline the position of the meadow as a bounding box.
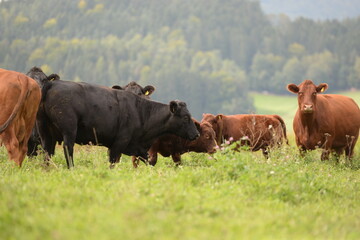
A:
[1,92,360,240]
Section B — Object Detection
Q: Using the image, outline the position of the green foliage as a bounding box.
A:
[1,140,360,240]
[1,0,360,115]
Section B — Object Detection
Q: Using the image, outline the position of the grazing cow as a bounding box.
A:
[0,68,41,166]
[132,119,217,167]
[26,67,155,156]
[37,78,199,168]
[287,79,360,161]
[202,113,288,157]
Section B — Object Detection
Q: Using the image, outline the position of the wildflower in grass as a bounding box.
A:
[270,170,275,175]
[240,136,249,141]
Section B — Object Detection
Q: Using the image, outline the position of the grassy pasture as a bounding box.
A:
[1,91,360,240]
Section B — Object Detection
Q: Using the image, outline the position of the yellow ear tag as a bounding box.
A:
[145,91,150,96]
[218,115,222,120]
[321,87,325,93]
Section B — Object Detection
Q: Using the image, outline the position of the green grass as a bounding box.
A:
[1,142,360,240]
[1,91,360,240]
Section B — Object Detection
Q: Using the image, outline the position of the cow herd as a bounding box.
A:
[0,67,360,169]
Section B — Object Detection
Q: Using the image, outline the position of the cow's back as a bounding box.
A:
[41,80,137,146]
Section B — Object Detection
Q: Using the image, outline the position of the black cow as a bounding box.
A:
[26,67,156,157]
[37,79,199,168]
[26,67,59,156]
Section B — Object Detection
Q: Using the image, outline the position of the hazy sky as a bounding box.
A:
[259,0,360,20]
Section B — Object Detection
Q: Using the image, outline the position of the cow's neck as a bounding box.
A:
[299,112,319,140]
[142,103,173,141]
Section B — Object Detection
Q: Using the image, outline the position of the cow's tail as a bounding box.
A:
[0,74,29,134]
[274,115,289,145]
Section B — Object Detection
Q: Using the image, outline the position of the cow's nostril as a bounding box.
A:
[304,105,313,111]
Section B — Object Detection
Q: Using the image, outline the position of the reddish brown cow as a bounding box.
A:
[132,119,217,167]
[201,113,288,157]
[0,69,41,166]
[287,79,360,161]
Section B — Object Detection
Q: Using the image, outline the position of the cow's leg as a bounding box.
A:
[332,148,343,164]
[27,132,38,157]
[132,156,139,168]
[108,147,122,169]
[17,141,28,167]
[2,128,21,166]
[36,118,56,165]
[299,146,306,158]
[321,136,334,161]
[62,132,76,169]
[261,147,269,159]
[321,149,331,161]
[171,153,182,166]
[345,146,355,165]
[42,137,56,164]
[345,135,357,164]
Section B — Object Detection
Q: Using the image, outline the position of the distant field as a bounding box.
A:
[251,90,360,132]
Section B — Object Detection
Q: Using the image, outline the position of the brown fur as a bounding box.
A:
[0,69,41,166]
[201,113,288,157]
[132,119,217,167]
[287,79,360,161]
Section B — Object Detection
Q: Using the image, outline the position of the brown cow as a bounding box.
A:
[132,119,217,167]
[201,113,288,157]
[0,69,41,166]
[287,79,360,161]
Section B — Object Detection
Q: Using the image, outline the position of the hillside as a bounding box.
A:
[1,0,360,118]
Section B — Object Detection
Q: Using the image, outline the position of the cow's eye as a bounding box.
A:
[183,116,189,122]
[205,135,210,139]
[313,92,317,96]
[299,92,303,96]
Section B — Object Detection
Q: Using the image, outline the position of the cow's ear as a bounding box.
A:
[216,114,224,121]
[316,83,328,93]
[47,74,60,81]
[193,119,201,131]
[170,101,179,114]
[287,84,299,94]
[112,85,123,90]
[143,85,155,96]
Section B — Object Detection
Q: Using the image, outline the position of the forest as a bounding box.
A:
[0,0,360,119]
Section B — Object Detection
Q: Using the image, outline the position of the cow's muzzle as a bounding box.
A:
[303,104,313,113]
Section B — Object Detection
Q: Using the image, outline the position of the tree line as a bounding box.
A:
[0,0,359,118]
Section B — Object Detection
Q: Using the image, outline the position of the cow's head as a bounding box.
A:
[26,67,59,87]
[201,113,224,145]
[287,80,328,114]
[188,120,218,153]
[168,100,199,141]
[114,81,155,99]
